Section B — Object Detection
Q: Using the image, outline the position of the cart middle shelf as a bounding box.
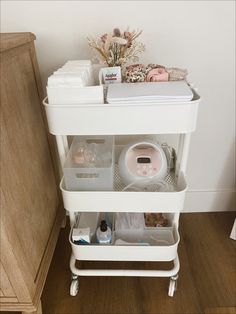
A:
[60,166,187,212]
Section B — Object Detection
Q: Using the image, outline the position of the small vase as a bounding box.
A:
[99,66,122,85]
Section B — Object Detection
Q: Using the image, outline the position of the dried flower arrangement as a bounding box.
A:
[87,28,145,67]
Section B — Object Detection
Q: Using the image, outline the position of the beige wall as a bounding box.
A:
[1,0,235,211]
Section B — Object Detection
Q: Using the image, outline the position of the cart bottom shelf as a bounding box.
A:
[70,225,179,262]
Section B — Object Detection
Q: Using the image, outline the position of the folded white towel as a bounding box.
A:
[48,73,85,87]
[47,60,94,87]
[57,70,92,86]
[62,65,92,76]
[54,68,86,73]
[59,66,87,71]
[56,67,89,76]
[65,60,91,67]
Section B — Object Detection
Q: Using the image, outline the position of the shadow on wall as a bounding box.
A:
[211,139,236,211]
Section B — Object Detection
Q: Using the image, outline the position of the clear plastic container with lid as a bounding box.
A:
[63,136,114,191]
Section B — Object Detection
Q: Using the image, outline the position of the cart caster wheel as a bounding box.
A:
[71,273,78,280]
[70,279,79,296]
[168,275,178,297]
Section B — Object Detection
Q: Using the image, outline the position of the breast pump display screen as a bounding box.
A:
[126,145,162,178]
[137,157,151,164]
[118,140,168,184]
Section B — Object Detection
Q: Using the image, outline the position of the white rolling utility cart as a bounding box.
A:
[43,76,200,298]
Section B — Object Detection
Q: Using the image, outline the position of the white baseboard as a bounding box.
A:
[184,190,236,212]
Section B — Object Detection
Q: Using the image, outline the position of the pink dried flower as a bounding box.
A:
[113,28,121,37]
[124,31,132,47]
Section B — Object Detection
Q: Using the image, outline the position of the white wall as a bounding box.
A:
[1,0,235,211]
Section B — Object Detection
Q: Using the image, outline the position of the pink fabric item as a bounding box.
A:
[146,67,169,82]
[73,152,86,164]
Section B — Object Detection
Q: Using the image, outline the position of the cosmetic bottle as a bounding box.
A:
[96,220,112,244]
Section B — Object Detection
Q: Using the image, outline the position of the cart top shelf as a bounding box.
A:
[43,88,200,136]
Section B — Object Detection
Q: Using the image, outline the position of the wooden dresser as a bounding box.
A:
[0,33,63,313]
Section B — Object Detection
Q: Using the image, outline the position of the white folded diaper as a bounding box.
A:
[46,60,98,101]
[65,60,91,66]
[49,60,94,86]
[46,60,103,104]
[47,73,85,87]
[54,67,90,84]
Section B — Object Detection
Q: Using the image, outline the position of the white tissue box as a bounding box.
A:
[72,227,91,243]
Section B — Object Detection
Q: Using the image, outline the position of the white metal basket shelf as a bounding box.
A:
[60,165,187,212]
[43,89,200,136]
[69,224,180,262]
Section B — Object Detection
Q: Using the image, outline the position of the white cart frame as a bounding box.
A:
[43,85,200,297]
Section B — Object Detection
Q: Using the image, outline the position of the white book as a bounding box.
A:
[107,81,193,104]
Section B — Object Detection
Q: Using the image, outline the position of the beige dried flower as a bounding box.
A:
[87,27,144,67]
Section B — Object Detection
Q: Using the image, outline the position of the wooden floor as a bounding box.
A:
[4,212,236,314]
[39,212,236,314]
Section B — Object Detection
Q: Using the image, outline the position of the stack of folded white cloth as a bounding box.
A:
[46,60,104,105]
[47,60,94,88]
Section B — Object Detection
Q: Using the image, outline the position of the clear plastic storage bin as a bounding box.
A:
[63,136,114,191]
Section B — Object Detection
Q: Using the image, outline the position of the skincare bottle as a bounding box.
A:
[96,220,112,244]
